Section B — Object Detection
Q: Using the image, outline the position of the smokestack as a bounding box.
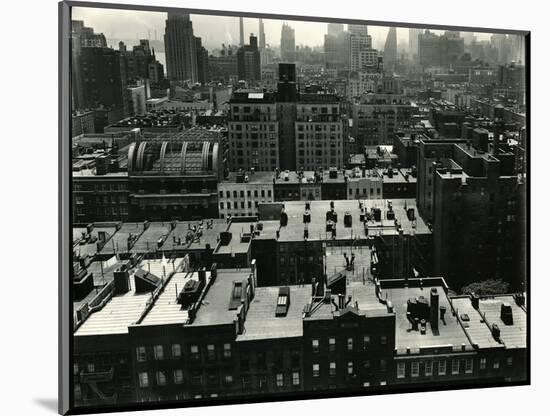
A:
[430,288,439,330]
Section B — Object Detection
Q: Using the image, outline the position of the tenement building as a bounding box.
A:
[73,253,526,406]
[417,137,525,290]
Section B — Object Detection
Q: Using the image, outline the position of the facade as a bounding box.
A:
[164,13,198,82]
[237,35,261,83]
[417,138,524,290]
[281,23,296,62]
[352,94,418,147]
[218,172,274,218]
[126,128,225,221]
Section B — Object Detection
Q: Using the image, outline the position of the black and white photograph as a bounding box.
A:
[57,0,530,414]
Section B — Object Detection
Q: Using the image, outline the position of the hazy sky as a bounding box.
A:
[72,7,493,51]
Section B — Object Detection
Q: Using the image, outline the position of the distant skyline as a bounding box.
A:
[72,7,496,52]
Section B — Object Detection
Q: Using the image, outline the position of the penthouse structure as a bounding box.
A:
[417,137,525,290]
[126,128,225,221]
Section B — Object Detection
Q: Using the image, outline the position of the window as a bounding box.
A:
[223,343,232,359]
[276,373,284,387]
[465,358,473,374]
[329,337,336,352]
[73,363,79,376]
[438,360,447,375]
[138,372,149,388]
[87,363,95,373]
[380,359,387,371]
[224,375,233,385]
[190,345,199,360]
[452,359,460,375]
[173,369,183,384]
[207,344,216,360]
[313,363,320,377]
[397,362,405,379]
[380,336,387,345]
[74,383,81,400]
[153,345,164,360]
[172,344,181,359]
[493,359,500,369]
[425,361,433,376]
[329,362,336,377]
[347,361,354,375]
[411,361,419,377]
[480,358,487,370]
[292,371,300,386]
[136,346,146,362]
[507,357,513,366]
[156,371,166,386]
[312,339,320,353]
[363,335,371,349]
[347,337,354,351]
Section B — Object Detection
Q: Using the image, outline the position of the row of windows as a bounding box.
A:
[136,343,232,362]
[311,335,386,352]
[219,189,272,199]
[312,359,386,377]
[348,187,382,196]
[220,200,265,210]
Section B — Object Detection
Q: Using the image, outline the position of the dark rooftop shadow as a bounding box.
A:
[33,398,57,413]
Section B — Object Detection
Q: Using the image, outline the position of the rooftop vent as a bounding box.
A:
[228,281,244,310]
[275,287,291,317]
[500,303,514,325]
[134,268,161,294]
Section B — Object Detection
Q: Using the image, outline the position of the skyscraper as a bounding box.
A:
[239,17,245,47]
[237,34,261,82]
[408,28,422,61]
[349,26,376,72]
[348,24,369,37]
[327,23,344,37]
[164,13,198,82]
[259,18,266,49]
[280,23,296,62]
[384,27,397,72]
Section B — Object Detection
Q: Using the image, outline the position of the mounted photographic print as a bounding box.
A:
[58,1,530,414]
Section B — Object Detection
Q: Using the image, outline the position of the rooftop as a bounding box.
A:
[379,283,472,353]
[190,269,253,327]
[477,295,526,349]
[258,199,429,243]
[237,285,311,341]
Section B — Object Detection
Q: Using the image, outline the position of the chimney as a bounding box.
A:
[500,303,514,325]
[430,288,439,330]
[198,268,207,287]
[113,264,130,295]
[470,293,480,309]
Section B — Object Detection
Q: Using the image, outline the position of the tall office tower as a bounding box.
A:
[324,23,350,69]
[280,23,296,62]
[408,28,422,61]
[164,13,198,82]
[237,34,261,82]
[327,23,344,37]
[79,46,129,119]
[239,17,245,47]
[461,31,476,46]
[71,20,108,110]
[259,18,266,49]
[383,27,397,72]
[350,29,376,72]
[195,37,210,84]
[348,24,369,37]
[418,30,440,67]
